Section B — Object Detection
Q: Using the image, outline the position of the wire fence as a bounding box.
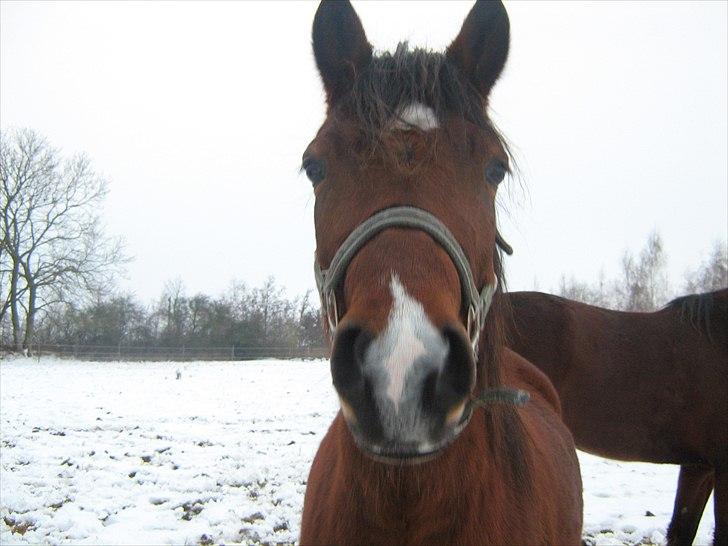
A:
[22,343,330,362]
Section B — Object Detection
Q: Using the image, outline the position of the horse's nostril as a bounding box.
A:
[421,370,439,413]
[436,327,476,409]
[331,325,385,443]
[330,325,372,396]
[353,327,371,366]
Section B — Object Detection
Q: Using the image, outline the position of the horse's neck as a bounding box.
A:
[335,412,510,533]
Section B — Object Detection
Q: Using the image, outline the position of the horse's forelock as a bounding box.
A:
[330,43,511,162]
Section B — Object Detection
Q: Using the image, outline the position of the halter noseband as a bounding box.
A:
[313,206,497,356]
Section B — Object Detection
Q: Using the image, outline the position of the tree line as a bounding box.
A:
[32,277,325,354]
[557,232,727,311]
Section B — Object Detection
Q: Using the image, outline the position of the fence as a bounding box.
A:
[24,343,329,362]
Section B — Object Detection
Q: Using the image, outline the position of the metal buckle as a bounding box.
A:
[466,304,481,355]
[325,291,339,337]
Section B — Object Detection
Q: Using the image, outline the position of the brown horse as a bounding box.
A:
[299,2,582,544]
[506,289,728,545]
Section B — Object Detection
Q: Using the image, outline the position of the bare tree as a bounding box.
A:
[1,130,54,348]
[615,231,670,311]
[0,128,126,351]
[553,233,725,312]
[155,278,189,345]
[0,250,13,339]
[557,270,612,308]
[684,241,728,293]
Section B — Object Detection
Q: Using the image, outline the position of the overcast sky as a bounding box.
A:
[2,1,726,303]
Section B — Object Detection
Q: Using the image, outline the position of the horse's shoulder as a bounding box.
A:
[502,347,562,417]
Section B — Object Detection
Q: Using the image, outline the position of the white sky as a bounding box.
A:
[2,1,726,303]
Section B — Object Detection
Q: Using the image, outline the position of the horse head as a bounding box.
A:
[305,0,511,463]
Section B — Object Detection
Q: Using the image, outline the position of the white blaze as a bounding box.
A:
[366,275,446,410]
[394,102,439,131]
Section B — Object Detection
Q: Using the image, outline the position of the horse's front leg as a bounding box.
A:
[714,467,728,546]
[666,464,714,546]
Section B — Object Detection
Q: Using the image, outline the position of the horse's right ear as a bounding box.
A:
[312,0,372,107]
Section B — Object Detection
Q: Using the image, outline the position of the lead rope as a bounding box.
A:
[472,388,530,407]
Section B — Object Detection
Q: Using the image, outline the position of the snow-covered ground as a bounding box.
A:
[0,357,716,545]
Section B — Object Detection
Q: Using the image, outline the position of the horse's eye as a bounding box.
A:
[485,160,507,186]
[303,157,326,186]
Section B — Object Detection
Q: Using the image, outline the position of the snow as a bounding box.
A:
[0,357,716,545]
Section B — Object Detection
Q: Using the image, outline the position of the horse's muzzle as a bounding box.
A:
[330,323,476,463]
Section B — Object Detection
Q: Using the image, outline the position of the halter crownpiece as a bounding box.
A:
[313,206,497,355]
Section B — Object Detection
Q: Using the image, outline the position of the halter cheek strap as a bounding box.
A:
[313,206,497,356]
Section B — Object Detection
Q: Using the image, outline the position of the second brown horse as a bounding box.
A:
[507,288,728,545]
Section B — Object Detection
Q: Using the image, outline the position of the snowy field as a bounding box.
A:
[0,357,716,545]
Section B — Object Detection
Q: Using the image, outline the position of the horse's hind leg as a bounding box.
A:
[715,467,728,546]
[666,464,714,546]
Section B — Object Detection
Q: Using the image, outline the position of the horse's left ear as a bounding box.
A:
[312,0,373,107]
[446,0,510,100]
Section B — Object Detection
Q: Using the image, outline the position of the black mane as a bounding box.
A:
[666,291,718,339]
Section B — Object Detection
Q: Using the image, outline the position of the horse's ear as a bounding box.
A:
[312,0,373,106]
[446,0,510,100]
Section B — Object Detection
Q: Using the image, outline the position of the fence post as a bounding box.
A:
[230,346,235,361]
